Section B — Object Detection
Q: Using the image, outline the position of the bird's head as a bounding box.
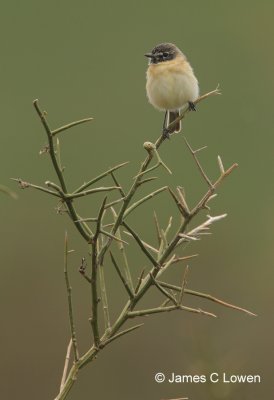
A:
[145,43,182,64]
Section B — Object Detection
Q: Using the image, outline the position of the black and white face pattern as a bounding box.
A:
[146,43,180,64]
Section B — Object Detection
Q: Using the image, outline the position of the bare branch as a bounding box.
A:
[127,305,216,318]
[99,263,111,332]
[150,273,178,305]
[134,268,146,294]
[110,171,126,197]
[137,176,158,187]
[179,265,189,304]
[191,163,238,217]
[168,187,190,218]
[52,117,93,136]
[99,323,144,348]
[64,233,79,361]
[123,222,159,268]
[110,252,134,299]
[74,161,129,194]
[11,178,61,197]
[100,230,128,244]
[158,281,256,316]
[110,208,134,292]
[153,211,162,246]
[124,186,168,218]
[217,155,225,174]
[67,186,121,200]
[105,197,125,209]
[60,339,72,391]
[123,231,159,254]
[184,138,213,188]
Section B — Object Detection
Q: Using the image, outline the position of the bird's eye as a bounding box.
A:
[163,52,169,58]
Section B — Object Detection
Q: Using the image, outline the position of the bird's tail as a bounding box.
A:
[168,111,181,133]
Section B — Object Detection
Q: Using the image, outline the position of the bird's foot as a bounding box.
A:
[188,101,196,111]
[162,127,171,140]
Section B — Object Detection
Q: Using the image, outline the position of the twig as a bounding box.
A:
[110,252,134,299]
[134,268,146,294]
[67,186,121,200]
[162,254,198,267]
[217,155,225,174]
[100,230,128,244]
[99,323,144,348]
[75,217,98,223]
[168,187,190,218]
[45,181,66,197]
[176,187,190,215]
[179,266,189,304]
[110,171,126,197]
[184,138,213,188]
[90,198,107,347]
[137,176,158,187]
[153,211,162,246]
[64,233,79,361]
[190,163,238,217]
[157,281,256,316]
[33,100,92,242]
[123,222,159,268]
[123,231,159,254]
[110,208,134,292]
[150,273,178,305]
[52,117,94,136]
[183,214,227,241]
[105,197,125,209]
[60,339,72,391]
[11,178,60,197]
[127,305,216,318]
[74,162,129,194]
[164,216,173,236]
[99,263,111,332]
[124,186,168,218]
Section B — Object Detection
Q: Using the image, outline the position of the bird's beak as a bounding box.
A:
[144,53,154,58]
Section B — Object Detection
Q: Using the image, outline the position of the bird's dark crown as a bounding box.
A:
[145,43,181,64]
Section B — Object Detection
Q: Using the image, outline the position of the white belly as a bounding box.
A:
[146,68,199,111]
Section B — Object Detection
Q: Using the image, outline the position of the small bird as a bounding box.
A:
[145,43,199,138]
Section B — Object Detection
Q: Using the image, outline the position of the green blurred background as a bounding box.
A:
[1,1,273,399]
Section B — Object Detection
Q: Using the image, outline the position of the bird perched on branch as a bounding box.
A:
[145,42,199,139]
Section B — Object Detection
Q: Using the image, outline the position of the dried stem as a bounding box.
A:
[184,138,213,188]
[60,339,72,391]
[124,186,168,218]
[52,117,93,136]
[111,207,134,292]
[158,281,256,316]
[74,162,129,194]
[110,252,134,299]
[127,305,217,318]
[33,100,92,243]
[179,265,189,304]
[123,222,159,268]
[99,262,111,332]
[99,323,144,348]
[90,198,107,347]
[64,233,79,361]
[150,273,178,305]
